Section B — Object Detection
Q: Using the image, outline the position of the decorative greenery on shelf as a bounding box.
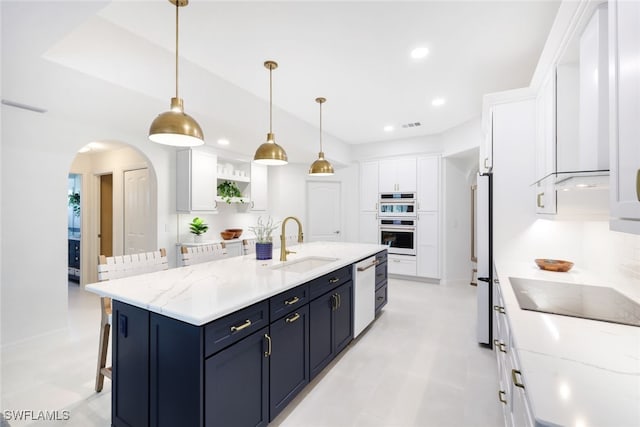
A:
[217,180,244,204]
[189,217,209,236]
[248,216,280,243]
[68,192,80,217]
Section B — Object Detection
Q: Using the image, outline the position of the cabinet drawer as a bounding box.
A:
[375,282,388,313]
[309,265,352,300]
[375,261,387,287]
[204,301,269,357]
[270,283,309,321]
[375,250,387,265]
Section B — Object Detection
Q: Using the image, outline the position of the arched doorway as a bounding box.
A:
[68,140,158,286]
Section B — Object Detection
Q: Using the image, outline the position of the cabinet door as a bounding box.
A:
[417,212,439,278]
[358,212,378,244]
[250,162,268,212]
[480,108,493,173]
[360,161,379,211]
[417,156,439,211]
[333,281,353,355]
[176,148,218,212]
[395,158,417,192]
[309,292,334,379]
[378,159,397,193]
[269,306,309,421]
[112,302,150,427]
[205,327,269,427]
[610,0,640,226]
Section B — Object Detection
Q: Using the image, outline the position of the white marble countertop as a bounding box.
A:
[86,242,386,326]
[495,259,640,427]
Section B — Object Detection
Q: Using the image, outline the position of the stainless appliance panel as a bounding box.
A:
[379,219,416,256]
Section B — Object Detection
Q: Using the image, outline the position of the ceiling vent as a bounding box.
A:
[401,122,421,128]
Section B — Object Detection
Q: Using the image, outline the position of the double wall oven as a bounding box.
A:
[379,193,416,255]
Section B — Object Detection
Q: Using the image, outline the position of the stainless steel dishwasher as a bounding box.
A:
[353,256,377,338]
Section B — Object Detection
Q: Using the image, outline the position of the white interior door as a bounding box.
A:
[124,168,152,254]
[306,181,342,242]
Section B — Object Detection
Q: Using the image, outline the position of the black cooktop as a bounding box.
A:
[509,277,640,327]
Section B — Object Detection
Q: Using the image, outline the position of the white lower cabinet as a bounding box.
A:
[493,279,534,427]
[387,254,416,276]
[417,212,439,278]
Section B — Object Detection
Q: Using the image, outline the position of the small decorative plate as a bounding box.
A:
[535,259,574,272]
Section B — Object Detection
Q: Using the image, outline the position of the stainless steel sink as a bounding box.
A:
[271,256,338,273]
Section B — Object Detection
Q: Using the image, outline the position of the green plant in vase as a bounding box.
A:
[189,217,209,242]
[217,180,244,204]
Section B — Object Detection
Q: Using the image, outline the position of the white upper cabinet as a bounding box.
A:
[534,71,557,215]
[378,158,417,193]
[176,148,218,212]
[417,156,440,212]
[249,162,268,212]
[480,106,493,173]
[609,0,640,231]
[360,161,379,212]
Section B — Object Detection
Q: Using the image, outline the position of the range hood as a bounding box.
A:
[534,169,609,190]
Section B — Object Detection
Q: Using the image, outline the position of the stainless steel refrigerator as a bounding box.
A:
[475,172,493,347]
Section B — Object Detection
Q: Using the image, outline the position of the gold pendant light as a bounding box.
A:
[309,97,334,176]
[149,0,204,147]
[253,61,288,165]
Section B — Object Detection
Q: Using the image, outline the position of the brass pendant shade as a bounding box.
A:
[149,0,204,147]
[309,97,334,176]
[254,61,288,165]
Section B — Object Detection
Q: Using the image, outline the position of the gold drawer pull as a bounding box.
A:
[493,305,505,314]
[284,296,299,305]
[286,313,300,323]
[511,369,525,389]
[377,296,384,301]
[493,339,506,353]
[636,169,640,201]
[230,319,252,332]
[329,277,339,283]
[498,390,507,404]
[264,334,271,357]
[537,192,545,208]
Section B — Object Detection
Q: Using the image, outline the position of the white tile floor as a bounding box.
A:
[1,278,502,427]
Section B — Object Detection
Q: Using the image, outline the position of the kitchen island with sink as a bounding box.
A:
[86,242,388,427]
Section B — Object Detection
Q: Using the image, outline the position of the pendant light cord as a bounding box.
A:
[269,67,273,134]
[175,1,179,99]
[319,101,323,152]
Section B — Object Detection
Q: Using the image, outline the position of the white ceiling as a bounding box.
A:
[2,0,559,161]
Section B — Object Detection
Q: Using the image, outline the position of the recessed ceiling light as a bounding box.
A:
[431,98,446,107]
[410,47,429,59]
[217,138,230,146]
[383,125,394,132]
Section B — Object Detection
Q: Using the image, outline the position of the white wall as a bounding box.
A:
[0,106,177,346]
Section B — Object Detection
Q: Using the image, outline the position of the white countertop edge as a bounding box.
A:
[87,242,387,326]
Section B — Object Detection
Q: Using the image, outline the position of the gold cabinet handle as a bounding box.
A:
[493,305,505,314]
[493,339,507,353]
[264,334,271,357]
[484,157,489,169]
[331,294,337,311]
[511,369,525,389]
[284,296,300,305]
[537,192,545,208]
[337,293,341,309]
[498,390,507,404]
[285,312,300,323]
[329,277,339,284]
[377,296,384,301]
[230,319,252,332]
[636,169,640,201]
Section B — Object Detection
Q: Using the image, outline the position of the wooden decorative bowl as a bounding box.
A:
[226,228,243,238]
[535,259,574,272]
[220,231,235,240]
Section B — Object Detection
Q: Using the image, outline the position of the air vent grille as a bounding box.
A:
[401,122,421,128]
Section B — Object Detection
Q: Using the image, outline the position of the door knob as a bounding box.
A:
[334,230,340,234]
